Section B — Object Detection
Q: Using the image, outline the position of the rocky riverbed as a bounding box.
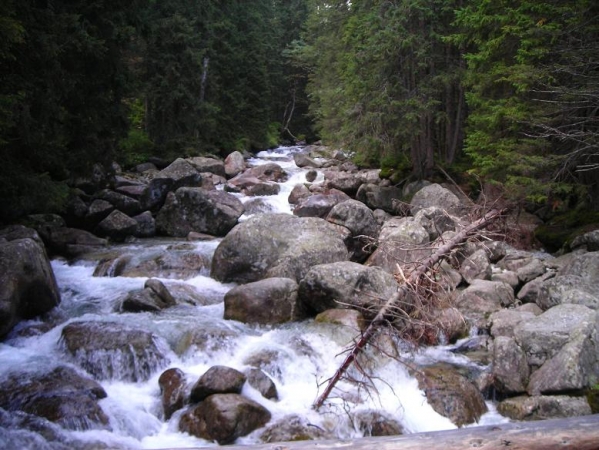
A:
[1,145,598,448]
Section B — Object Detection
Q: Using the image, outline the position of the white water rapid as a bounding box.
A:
[0,146,507,449]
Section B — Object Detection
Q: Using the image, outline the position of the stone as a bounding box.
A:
[460,249,492,283]
[315,309,366,332]
[298,261,398,320]
[187,156,226,177]
[356,183,403,215]
[190,365,246,403]
[497,395,592,421]
[492,336,529,394]
[293,190,351,218]
[224,278,301,324]
[415,365,488,427]
[352,410,403,437]
[454,280,516,329]
[94,189,142,216]
[410,183,462,216]
[158,368,186,420]
[259,414,332,443]
[224,151,246,177]
[132,211,156,238]
[211,214,349,283]
[179,393,271,444]
[0,237,61,339]
[85,199,114,224]
[60,321,169,382]
[245,368,278,400]
[288,183,311,205]
[95,210,138,242]
[294,152,322,168]
[490,309,538,338]
[0,366,109,430]
[42,227,107,257]
[536,275,599,311]
[156,187,244,237]
[324,171,363,195]
[412,206,458,240]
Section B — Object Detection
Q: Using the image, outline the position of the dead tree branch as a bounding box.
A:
[313,208,506,410]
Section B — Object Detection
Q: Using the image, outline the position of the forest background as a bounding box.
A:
[1,0,598,239]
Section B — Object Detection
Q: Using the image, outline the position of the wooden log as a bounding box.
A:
[216,415,599,450]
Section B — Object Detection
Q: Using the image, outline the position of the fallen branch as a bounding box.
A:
[313,208,506,410]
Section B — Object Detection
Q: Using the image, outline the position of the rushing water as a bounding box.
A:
[0,146,507,449]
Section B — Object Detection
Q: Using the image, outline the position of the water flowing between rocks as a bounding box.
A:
[0,146,507,449]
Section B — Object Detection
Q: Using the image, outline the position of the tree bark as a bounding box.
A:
[217,414,599,450]
[313,208,505,411]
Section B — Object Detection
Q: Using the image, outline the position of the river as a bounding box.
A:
[0,146,507,448]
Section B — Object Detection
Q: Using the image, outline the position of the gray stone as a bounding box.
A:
[454,280,516,329]
[187,156,226,177]
[356,183,404,215]
[245,368,278,400]
[492,336,529,394]
[158,368,186,420]
[224,151,246,177]
[460,249,492,283]
[189,365,246,403]
[410,183,461,216]
[95,210,138,242]
[498,395,592,421]
[224,278,301,324]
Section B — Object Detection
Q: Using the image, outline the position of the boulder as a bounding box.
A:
[140,177,175,211]
[459,249,491,283]
[42,227,107,257]
[412,207,458,240]
[132,211,156,238]
[187,156,226,177]
[410,183,462,216]
[85,199,114,224]
[179,393,271,445]
[492,336,529,394]
[356,183,404,215]
[211,214,349,283]
[243,162,288,182]
[95,210,138,242]
[305,169,318,182]
[294,152,322,168]
[245,368,278,400]
[324,171,363,195]
[326,199,379,262]
[157,158,203,187]
[259,415,333,443]
[0,366,109,430]
[225,175,280,196]
[288,183,311,205]
[120,288,168,312]
[415,365,488,427]
[454,280,516,329]
[189,365,246,403]
[570,230,599,251]
[497,395,592,421]
[536,275,599,311]
[490,308,538,338]
[0,237,61,339]
[298,261,398,320]
[365,217,431,274]
[158,368,186,420]
[293,190,351,218]
[224,278,301,324]
[94,189,142,216]
[315,309,366,332]
[225,151,246,177]
[156,187,244,237]
[60,321,169,382]
[352,410,403,437]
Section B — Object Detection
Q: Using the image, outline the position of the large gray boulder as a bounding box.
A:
[0,236,61,339]
[224,277,302,324]
[410,183,462,216]
[356,183,404,215]
[324,170,363,195]
[95,210,138,242]
[211,214,349,283]
[156,187,244,237]
[293,189,351,218]
[365,217,431,274]
[298,261,398,320]
[187,156,226,177]
[454,280,516,329]
[189,365,246,403]
[94,189,142,216]
[179,393,271,445]
[224,151,246,177]
[326,199,379,262]
[41,226,107,257]
[492,336,529,394]
[0,366,109,430]
[60,321,170,382]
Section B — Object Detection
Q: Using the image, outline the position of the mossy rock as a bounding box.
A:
[534,209,599,252]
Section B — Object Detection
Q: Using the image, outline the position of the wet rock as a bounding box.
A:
[179,393,271,445]
[259,414,332,443]
[224,278,301,324]
[454,280,516,329]
[0,237,61,339]
[415,365,488,427]
[355,183,403,215]
[60,321,169,382]
[434,307,469,344]
[174,325,240,356]
[187,156,226,177]
[121,287,169,312]
[92,255,132,277]
[189,366,246,403]
[497,395,592,421]
[288,184,311,205]
[145,278,176,306]
[0,366,109,430]
[120,249,211,279]
[492,336,529,394]
[305,169,318,182]
[352,410,403,437]
[326,199,379,262]
[95,210,138,242]
[211,214,349,284]
[225,175,280,196]
[158,368,187,420]
[42,227,107,257]
[245,368,278,400]
[224,151,246,177]
[293,189,351,218]
[315,309,366,331]
[245,162,288,182]
[298,261,397,320]
[294,152,322,168]
[410,183,462,216]
[156,188,244,237]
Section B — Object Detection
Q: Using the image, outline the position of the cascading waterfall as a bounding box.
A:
[0,146,507,449]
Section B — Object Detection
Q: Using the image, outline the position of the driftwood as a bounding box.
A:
[313,208,506,410]
[218,414,599,450]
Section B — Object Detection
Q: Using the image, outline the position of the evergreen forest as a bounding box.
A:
[1,0,598,224]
